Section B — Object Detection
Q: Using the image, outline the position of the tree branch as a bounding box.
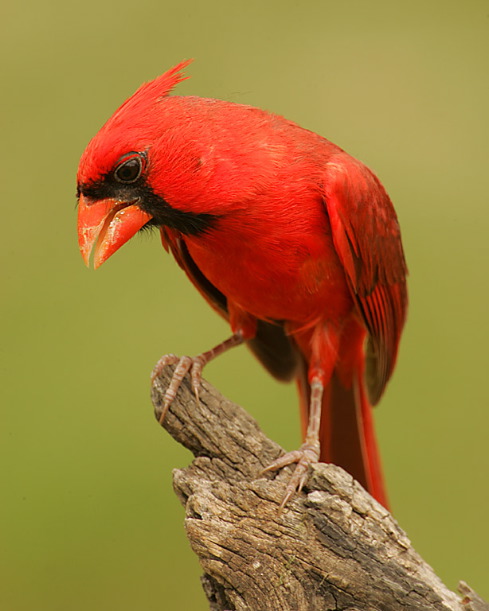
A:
[151,367,487,611]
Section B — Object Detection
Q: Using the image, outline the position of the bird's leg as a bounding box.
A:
[151,331,244,424]
[262,376,324,509]
[262,322,339,509]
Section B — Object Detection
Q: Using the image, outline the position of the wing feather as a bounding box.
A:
[324,155,408,403]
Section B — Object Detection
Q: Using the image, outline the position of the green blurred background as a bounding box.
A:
[2,0,488,608]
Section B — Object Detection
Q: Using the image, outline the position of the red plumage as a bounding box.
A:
[77,61,407,509]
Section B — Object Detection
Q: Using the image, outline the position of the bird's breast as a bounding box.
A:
[183,216,353,325]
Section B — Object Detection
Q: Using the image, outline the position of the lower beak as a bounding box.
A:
[77,195,153,269]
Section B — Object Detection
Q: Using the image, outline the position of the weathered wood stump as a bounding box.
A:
[151,367,487,611]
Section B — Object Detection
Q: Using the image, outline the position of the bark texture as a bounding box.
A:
[151,367,487,611]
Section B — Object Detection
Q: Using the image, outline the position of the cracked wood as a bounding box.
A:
[151,366,488,611]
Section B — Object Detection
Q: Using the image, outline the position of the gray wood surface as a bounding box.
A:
[151,366,487,611]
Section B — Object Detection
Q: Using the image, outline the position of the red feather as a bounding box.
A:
[77,62,408,509]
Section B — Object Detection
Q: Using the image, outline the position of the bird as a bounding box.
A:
[77,60,407,509]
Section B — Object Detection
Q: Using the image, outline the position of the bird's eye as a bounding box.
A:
[114,155,143,183]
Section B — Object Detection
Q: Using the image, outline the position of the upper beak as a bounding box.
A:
[77,194,153,269]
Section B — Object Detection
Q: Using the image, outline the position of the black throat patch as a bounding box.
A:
[77,177,218,236]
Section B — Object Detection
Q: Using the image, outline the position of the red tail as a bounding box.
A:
[297,365,389,509]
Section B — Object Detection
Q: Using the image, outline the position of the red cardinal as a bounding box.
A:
[77,61,407,509]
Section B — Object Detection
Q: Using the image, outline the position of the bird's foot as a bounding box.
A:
[262,441,320,510]
[151,332,245,424]
[151,353,205,423]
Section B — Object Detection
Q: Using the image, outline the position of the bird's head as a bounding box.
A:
[76,59,216,268]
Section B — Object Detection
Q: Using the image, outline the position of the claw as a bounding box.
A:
[262,441,320,510]
[151,353,179,385]
[151,354,200,423]
[190,355,205,404]
[151,333,245,425]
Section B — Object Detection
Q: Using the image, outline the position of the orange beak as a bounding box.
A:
[77,195,153,269]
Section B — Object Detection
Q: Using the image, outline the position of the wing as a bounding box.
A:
[323,155,408,404]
